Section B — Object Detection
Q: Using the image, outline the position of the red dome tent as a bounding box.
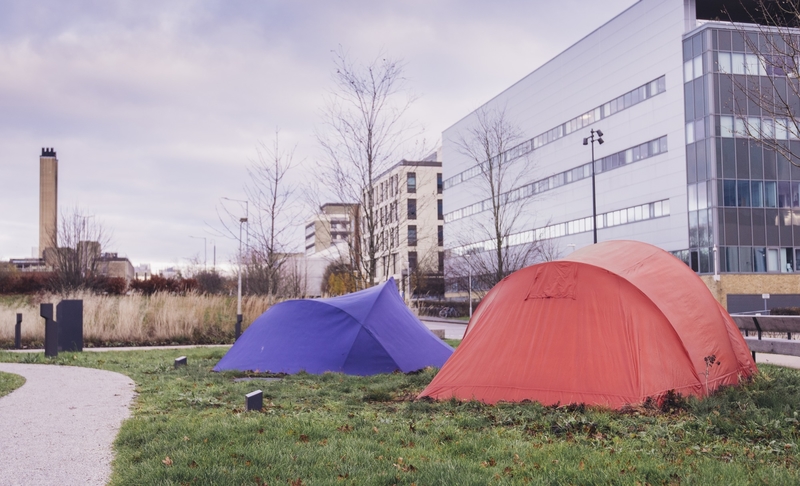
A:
[420,241,756,409]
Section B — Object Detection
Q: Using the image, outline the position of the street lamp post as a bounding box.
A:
[582,129,605,244]
[236,217,248,340]
[223,196,250,340]
[222,197,249,250]
[189,236,207,270]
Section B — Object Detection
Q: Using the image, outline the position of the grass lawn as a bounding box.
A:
[0,370,25,398]
[0,347,799,485]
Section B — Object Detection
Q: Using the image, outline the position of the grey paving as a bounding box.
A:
[0,363,136,486]
[420,317,467,339]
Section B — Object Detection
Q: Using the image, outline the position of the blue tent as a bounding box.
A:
[213,278,453,375]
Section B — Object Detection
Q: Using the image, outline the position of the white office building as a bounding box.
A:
[364,157,444,296]
[442,0,800,311]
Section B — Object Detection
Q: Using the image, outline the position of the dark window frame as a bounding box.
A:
[407,172,417,193]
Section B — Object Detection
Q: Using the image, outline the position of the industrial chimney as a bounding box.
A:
[39,147,58,258]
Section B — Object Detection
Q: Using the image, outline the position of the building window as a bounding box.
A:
[408,251,418,271]
[407,172,417,193]
[437,200,443,220]
[438,225,443,246]
[438,251,444,273]
[407,225,417,246]
[408,199,417,219]
[437,173,443,194]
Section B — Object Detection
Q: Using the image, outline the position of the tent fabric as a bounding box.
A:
[420,240,756,409]
[213,278,453,375]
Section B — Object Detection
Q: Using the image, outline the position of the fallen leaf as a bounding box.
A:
[162,456,173,466]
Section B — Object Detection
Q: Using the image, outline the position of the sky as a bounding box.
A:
[0,0,636,273]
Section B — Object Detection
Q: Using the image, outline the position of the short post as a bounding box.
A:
[245,389,263,411]
[235,314,242,340]
[41,303,57,358]
[15,313,22,349]
[174,356,187,368]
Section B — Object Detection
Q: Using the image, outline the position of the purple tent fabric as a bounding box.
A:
[213,278,453,375]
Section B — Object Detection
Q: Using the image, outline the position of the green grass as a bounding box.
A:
[0,348,799,484]
[0,370,25,398]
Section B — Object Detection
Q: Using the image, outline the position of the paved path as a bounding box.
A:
[756,353,800,369]
[420,317,467,339]
[0,363,136,486]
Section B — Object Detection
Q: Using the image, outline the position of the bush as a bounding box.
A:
[0,272,50,294]
[93,276,128,295]
[770,307,800,315]
[130,275,197,295]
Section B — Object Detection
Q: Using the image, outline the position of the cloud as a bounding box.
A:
[0,0,636,265]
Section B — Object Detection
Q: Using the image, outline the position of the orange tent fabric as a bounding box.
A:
[420,240,756,408]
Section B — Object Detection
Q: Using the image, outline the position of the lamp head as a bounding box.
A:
[596,130,604,137]
[582,138,588,146]
[598,138,604,144]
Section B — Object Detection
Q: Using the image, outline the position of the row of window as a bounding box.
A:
[685,115,799,147]
[450,199,670,256]
[377,251,444,278]
[720,180,800,208]
[718,207,800,248]
[444,136,668,223]
[406,251,445,273]
[683,33,800,83]
[718,115,798,140]
[371,174,399,206]
[681,50,792,84]
[696,246,800,274]
[688,208,714,249]
[443,76,667,190]
[407,225,445,247]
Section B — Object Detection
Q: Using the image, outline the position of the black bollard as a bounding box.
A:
[235,314,243,340]
[41,303,58,358]
[174,356,187,368]
[15,313,22,349]
[56,300,83,352]
[245,390,263,411]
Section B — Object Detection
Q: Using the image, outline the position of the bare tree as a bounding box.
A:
[316,47,424,288]
[449,107,543,290]
[718,2,800,167]
[217,130,302,299]
[46,207,112,293]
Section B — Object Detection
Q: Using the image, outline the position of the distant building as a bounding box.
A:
[159,267,180,279]
[9,258,48,272]
[304,203,358,256]
[97,253,134,282]
[304,240,351,297]
[363,155,444,296]
[133,264,151,280]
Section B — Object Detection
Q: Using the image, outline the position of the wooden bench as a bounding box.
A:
[730,315,800,358]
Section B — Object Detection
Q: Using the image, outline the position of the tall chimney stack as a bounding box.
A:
[39,147,58,258]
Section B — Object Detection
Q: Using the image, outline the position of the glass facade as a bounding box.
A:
[683,26,800,274]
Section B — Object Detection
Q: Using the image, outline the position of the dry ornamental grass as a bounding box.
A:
[0,292,276,347]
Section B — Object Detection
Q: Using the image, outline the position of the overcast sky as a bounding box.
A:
[0,0,636,272]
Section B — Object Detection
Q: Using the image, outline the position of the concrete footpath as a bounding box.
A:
[0,363,136,486]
